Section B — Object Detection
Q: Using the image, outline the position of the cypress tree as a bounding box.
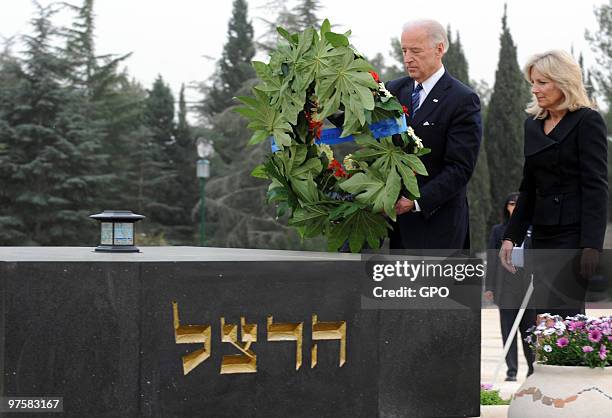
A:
[484,5,530,227]
[443,28,470,86]
[172,84,198,243]
[142,75,182,236]
[586,1,612,128]
[585,2,612,221]
[440,27,490,250]
[202,0,255,117]
[145,75,175,161]
[468,141,492,251]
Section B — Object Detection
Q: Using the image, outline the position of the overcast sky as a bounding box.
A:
[0,0,607,104]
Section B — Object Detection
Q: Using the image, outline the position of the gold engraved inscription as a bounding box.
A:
[219,316,257,374]
[171,303,347,375]
[311,314,346,368]
[172,301,212,375]
[266,315,303,370]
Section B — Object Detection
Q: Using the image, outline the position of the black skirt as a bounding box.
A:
[529,224,586,317]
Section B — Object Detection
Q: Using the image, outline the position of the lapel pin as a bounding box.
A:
[432,98,439,103]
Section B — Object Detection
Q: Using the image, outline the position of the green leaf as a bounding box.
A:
[251,164,268,179]
[321,19,331,34]
[274,145,324,204]
[324,31,349,47]
[328,207,389,252]
[315,51,378,136]
[248,130,270,145]
[277,27,296,44]
[338,170,388,214]
[401,154,428,175]
[416,147,431,157]
[383,168,401,221]
[289,204,331,238]
[296,33,345,93]
[235,90,293,148]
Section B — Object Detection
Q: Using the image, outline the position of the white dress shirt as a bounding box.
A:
[412,65,445,213]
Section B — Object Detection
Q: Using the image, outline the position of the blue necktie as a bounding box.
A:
[411,83,423,117]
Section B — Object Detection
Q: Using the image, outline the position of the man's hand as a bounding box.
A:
[395,197,414,215]
[580,248,599,280]
[499,239,516,274]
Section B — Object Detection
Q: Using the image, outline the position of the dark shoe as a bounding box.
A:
[527,369,534,377]
[505,375,517,381]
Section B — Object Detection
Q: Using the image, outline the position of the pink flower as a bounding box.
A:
[600,345,608,361]
[568,321,584,331]
[583,346,594,353]
[588,329,603,343]
[556,337,569,348]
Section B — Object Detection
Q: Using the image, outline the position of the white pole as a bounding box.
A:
[491,274,534,385]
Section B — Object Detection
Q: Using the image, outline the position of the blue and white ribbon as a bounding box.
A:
[270,114,407,152]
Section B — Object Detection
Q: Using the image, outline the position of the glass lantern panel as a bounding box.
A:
[101,222,113,245]
[113,223,134,245]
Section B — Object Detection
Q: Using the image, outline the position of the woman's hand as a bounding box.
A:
[580,248,599,280]
[484,290,494,302]
[499,239,517,274]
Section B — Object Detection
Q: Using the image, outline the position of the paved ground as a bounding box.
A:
[479,306,612,417]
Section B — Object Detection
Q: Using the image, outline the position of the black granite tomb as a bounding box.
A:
[0,247,480,417]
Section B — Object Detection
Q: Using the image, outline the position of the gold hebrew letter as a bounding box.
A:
[220,316,257,374]
[172,301,211,375]
[266,316,303,370]
[311,314,347,368]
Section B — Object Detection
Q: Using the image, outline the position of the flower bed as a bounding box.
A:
[527,313,611,368]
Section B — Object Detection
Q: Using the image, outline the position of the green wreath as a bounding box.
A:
[236,19,429,252]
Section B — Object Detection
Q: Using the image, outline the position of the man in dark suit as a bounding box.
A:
[386,19,482,250]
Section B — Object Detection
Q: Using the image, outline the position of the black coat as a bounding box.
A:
[504,108,608,250]
[385,72,482,249]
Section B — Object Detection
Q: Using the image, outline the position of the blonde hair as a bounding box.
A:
[524,50,594,119]
[402,19,449,53]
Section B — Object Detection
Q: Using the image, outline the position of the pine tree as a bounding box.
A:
[0,2,108,245]
[294,0,322,29]
[484,5,530,227]
[202,0,255,117]
[60,0,132,105]
[0,40,26,243]
[256,1,301,52]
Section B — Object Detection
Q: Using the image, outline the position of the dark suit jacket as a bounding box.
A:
[504,108,608,250]
[385,72,482,249]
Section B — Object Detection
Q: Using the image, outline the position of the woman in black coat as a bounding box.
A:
[500,50,608,319]
[486,193,535,380]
